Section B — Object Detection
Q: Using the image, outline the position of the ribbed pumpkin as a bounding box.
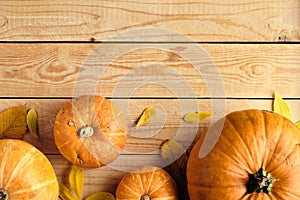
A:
[0,139,59,200]
[54,95,127,168]
[187,109,300,199]
[116,166,178,200]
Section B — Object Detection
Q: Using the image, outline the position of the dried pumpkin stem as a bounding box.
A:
[247,168,275,194]
[0,189,8,200]
[140,194,151,200]
[78,125,94,138]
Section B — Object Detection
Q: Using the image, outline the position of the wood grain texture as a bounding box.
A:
[1,98,299,155]
[0,43,300,98]
[0,0,299,42]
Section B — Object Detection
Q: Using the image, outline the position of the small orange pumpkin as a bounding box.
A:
[0,139,59,200]
[187,109,300,199]
[54,95,127,168]
[116,166,178,200]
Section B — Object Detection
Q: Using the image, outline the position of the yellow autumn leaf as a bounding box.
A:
[85,192,115,200]
[183,111,212,123]
[161,139,186,162]
[295,121,300,129]
[27,108,39,139]
[273,93,292,121]
[136,106,156,127]
[160,139,189,200]
[0,105,27,139]
[69,165,84,199]
[59,183,79,200]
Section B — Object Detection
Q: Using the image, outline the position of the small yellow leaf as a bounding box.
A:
[69,165,84,199]
[85,192,115,200]
[161,139,186,162]
[273,93,292,121]
[0,105,27,139]
[136,106,156,127]
[295,121,300,129]
[27,108,39,139]
[59,183,79,200]
[183,111,212,123]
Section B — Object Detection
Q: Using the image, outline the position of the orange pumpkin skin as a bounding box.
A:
[0,139,59,200]
[187,109,300,199]
[116,166,178,200]
[54,95,127,168]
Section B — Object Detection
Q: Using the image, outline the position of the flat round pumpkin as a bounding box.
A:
[54,95,127,168]
[116,166,178,200]
[187,109,300,199]
[0,139,59,200]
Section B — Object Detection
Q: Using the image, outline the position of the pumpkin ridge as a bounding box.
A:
[217,131,252,173]
[0,141,12,188]
[8,178,57,196]
[265,118,292,173]
[246,111,265,169]
[5,146,36,189]
[226,117,255,171]
[148,176,172,196]
[265,120,284,173]
[119,182,141,197]
[271,186,300,199]
[211,147,247,177]
[268,141,300,175]
[137,170,146,193]
[146,167,155,194]
[261,111,269,169]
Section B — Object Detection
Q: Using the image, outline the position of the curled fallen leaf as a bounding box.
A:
[136,106,156,127]
[69,165,84,199]
[27,108,39,139]
[59,183,79,200]
[273,93,292,121]
[0,105,27,139]
[161,139,189,200]
[183,111,212,123]
[85,192,115,200]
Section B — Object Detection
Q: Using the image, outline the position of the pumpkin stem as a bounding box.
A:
[247,168,275,194]
[78,125,94,138]
[140,194,151,200]
[0,189,8,200]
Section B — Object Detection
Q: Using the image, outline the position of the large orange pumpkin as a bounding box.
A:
[187,109,300,199]
[0,139,59,200]
[116,166,178,200]
[54,95,127,168]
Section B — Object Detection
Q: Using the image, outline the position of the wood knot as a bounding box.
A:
[0,16,8,27]
[276,29,300,42]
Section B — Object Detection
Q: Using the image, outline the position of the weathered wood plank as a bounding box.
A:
[0,0,299,42]
[1,99,299,154]
[0,44,300,98]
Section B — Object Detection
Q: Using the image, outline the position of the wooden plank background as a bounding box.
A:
[0,0,299,42]
[0,1,299,199]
